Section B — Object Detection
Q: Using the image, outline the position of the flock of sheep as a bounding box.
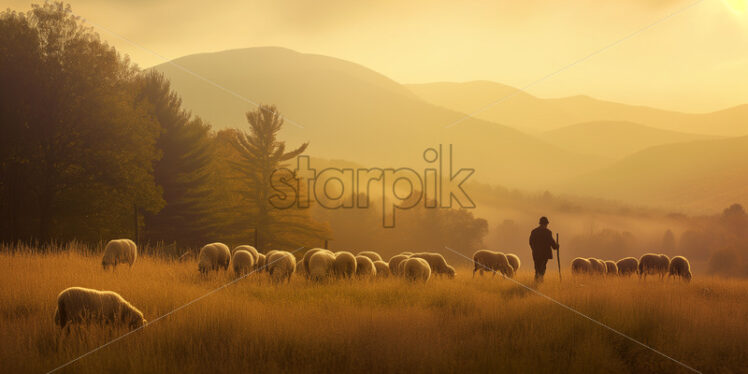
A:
[571,253,692,281]
[53,240,690,332]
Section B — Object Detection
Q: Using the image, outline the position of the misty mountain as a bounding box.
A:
[407,81,748,136]
[541,121,717,159]
[152,47,606,189]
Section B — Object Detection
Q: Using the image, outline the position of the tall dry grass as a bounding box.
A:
[0,245,746,373]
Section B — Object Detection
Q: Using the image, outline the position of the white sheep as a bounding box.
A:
[355,255,377,278]
[302,248,327,276]
[256,253,266,272]
[309,251,336,281]
[263,250,279,272]
[571,257,592,274]
[472,250,514,278]
[506,253,521,273]
[333,251,357,279]
[54,287,146,330]
[198,242,231,274]
[101,239,137,270]
[373,260,391,278]
[639,253,670,280]
[232,250,255,277]
[232,245,259,264]
[411,252,456,278]
[404,257,431,283]
[604,260,618,276]
[668,256,692,282]
[388,254,410,276]
[267,251,296,283]
[357,251,383,262]
[616,257,639,276]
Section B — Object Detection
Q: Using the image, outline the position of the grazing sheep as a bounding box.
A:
[256,254,266,272]
[404,258,431,283]
[355,255,377,278]
[411,252,456,278]
[232,250,255,277]
[54,287,146,330]
[506,253,521,273]
[616,257,639,276]
[232,245,259,263]
[267,251,296,283]
[571,257,592,274]
[472,250,514,278]
[302,248,327,275]
[264,250,279,272]
[373,261,391,278]
[309,251,336,281]
[638,253,670,280]
[101,239,137,270]
[389,254,410,276]
[604,260,618,276]
[398,258,408,276]
[358,251,383,262]
[668,256,692,282]
[333,251,357,279]
[198,242,231,273]
[588,258,607,275]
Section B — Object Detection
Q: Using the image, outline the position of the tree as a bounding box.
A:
[229,105,329,251]
[662,229,676,252]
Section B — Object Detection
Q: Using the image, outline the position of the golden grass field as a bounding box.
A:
[1,246,746,374]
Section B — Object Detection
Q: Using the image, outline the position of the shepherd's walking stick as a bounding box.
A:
[556,233,562,281]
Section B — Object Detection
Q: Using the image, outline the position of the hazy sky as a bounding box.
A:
[3,0,748,112]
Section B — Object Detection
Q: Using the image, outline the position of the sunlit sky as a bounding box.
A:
[3,0,748,112]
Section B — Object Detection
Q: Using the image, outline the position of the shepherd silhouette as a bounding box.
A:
[529,216,558,282]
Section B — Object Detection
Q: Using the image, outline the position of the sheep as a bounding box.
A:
[232,245,259,264]
[373,261,391,278]
[389,254,410,276]
[399,251,414,256]
[668,256,692,282]
[302,248,328,275]
[397,258,408,276]
[198,242,231,273]
[357,251,383,262]
[506,253,521,273]
[355,255,377,278]
[101,239,137,270]
[411,252,456,278]
[333,251,357,279]
[267,251,296,283]
[604,260,618,276]
[309,251,336,281]
[616,257,639,276]
[472,250,514,278]
[588,258,607,275]
[232,250,255,277]
[264,250,279,272]
[638,253,670,280]
[54,287,146,330]
[256,253,266,272]
[404,257,431,283]
[571,257,592,274]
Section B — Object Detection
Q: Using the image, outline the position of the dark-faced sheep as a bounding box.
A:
[333,251,357,279]
[616,257,638,276]
[639,253,670,280]
[472,250,514,278]
[373,261,391,278]
[232,250,255,277]
[198,242,231,273]
[668,256,692,282]
[411,252,456,278]
[267,251,296,283]
[358,251,383,263]
[404,257,431,283]
[506,253,521,273]
[54,287,146,330]
[571,257,592,274]
[604,260,618,276]
[389,254,410,276]
[355,255,377,278]
[102,239,137,270]
[309,251,336,281]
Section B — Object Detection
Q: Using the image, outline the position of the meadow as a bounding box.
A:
[1,245,746,374]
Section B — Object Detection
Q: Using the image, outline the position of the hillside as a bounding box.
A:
[407,81,748,136]
[152,47,606,189]
[541,121,716,159]
[564,136,748,212]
